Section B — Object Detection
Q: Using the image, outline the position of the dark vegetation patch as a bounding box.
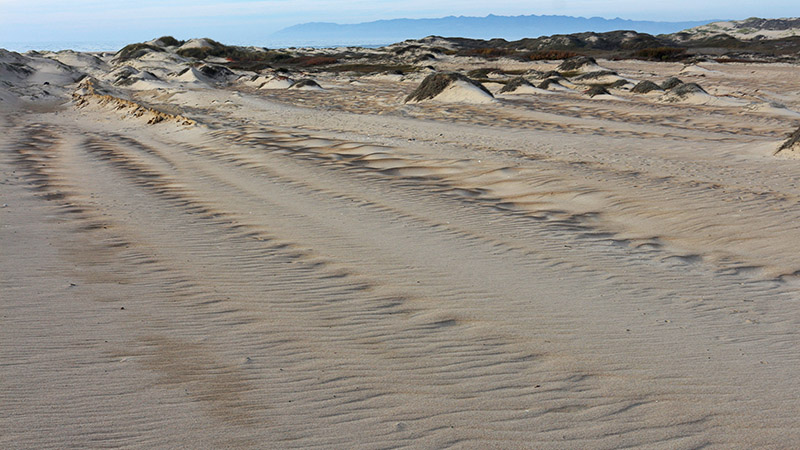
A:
[457,47,516,58]
[634,47,687,61]
[538,78,562,89]
[498,77,535,93]
[584,85,611,97]
[322,64,417,74]
[405,72,493,103]
[174,39,292,70]
[572,70,618,81]
[671,82,707,97]
[394,45,421,55]
[400,31,800,62]
[114,43,164,62]
[661,77,684,90]
[196,64,234,79]
[557,55,597,71]
[607,79,630,89]
[154,36,182,47]
[466,67,504,78]
[286,56,338,67]
[778,126,800,152]
[520,50,580,61]
[290,79,321,89]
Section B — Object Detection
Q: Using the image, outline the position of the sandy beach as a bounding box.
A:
[2,42,800,448]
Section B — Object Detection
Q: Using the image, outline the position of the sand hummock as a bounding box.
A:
[557,55,601,72]
[405,72,494,103]
[775,126,800,156]
[497,76,541,94]
[661,76,684,90]
[288,78,323,90]
[584,85,611,98]
[632,80,664,94]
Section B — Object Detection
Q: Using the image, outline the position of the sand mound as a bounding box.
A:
[259,76,294,89]
[537,78,572,92]
[660,82,743,106]
[289,79,323,90]
[237,74,269,88]
[146,36,182,48]
[631,80,664,94]
[172,64,233,84]
[405,72,494,104]
[110,66,161,87]
[607,79,633,90]
[661,82,711,103]
[584,85,611,98]
[571,70,623,85]
[196,64,234,80]
[558,56,605,73]
[680,64,718,76]
[497,77,548,95]
[661,77,684,90]
[173,67,209,84]
[42,50,108,76]
[0,51,34,82]
[671,82,707,97]
[558,56,596,71]
[178,38,216,51]
[113,43,164,63]
[775,127,800,156]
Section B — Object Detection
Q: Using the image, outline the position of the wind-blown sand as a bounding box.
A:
[2,46,800,448]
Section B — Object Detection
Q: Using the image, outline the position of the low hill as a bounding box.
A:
[673,17,800,41]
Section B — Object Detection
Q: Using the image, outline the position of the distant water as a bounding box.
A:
[1,40,389,53]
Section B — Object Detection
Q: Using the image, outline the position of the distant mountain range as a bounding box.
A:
[272,14,717,47]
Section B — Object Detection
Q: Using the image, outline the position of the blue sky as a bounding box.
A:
[1,0,799,46]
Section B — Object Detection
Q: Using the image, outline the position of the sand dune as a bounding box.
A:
[2,44,800,448]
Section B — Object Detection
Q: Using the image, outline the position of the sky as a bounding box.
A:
[1,0,799,48]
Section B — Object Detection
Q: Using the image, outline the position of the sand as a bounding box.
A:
[2,47,800,449]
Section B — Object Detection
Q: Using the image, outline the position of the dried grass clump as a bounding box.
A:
[572,70,618,81]
[607,79,630,89]
[671,82,707,97]
[498,77,535,93]
[196,64,233,79]
[631,80,663,94]
[289,79,321,89]
[584,85,610,97]
[634,47,686,61]
[521,50,579,61]
[458,47,516,58]
[114,43,164,62]
[557,56,597,71]
[661,77,684,90]
[778,126,800,152]
[538,78,562,89]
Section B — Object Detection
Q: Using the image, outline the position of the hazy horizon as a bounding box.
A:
[2,0,800,48]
